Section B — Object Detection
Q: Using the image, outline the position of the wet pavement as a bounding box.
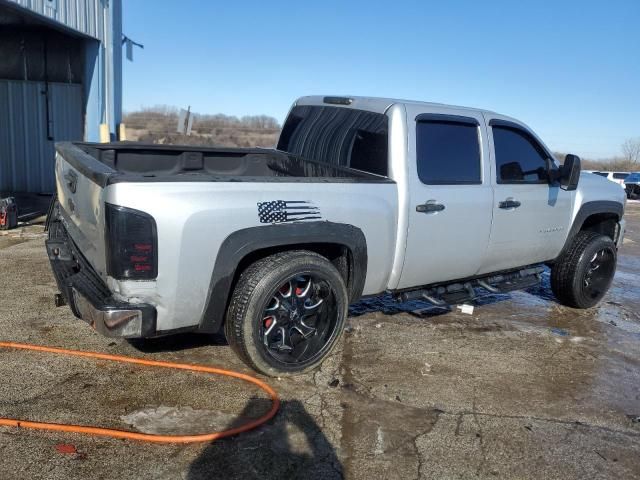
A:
[0,203,639,479]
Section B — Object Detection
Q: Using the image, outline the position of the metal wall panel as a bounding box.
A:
[0,79,82,193]
[2,0,123,170]
[5,0,106,41]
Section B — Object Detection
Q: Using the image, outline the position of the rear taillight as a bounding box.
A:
[105,204,158,280]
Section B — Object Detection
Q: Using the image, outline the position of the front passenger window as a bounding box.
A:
[493,126,550,183]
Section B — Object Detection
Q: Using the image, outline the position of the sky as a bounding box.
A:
[122,0,640,159]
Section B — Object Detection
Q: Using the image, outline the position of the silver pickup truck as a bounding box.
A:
[46,95,626,376]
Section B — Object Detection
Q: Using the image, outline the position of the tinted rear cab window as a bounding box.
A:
[277,105,388,176]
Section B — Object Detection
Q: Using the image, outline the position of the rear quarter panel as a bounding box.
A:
[104,181,398,331]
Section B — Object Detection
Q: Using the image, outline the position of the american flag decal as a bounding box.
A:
[257,200,321,224]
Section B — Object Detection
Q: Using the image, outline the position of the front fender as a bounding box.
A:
[557,200,625,259]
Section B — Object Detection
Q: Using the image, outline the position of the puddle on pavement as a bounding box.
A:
[344,253,640,430]
[618,254,640,271]
[350,261,640,339]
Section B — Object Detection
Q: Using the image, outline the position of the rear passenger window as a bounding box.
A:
[493,126,550,183]
[416,120,481,184]
[613,172,629,180]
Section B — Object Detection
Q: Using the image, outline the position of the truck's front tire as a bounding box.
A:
[550,231,617,308]
[224,250,348,377]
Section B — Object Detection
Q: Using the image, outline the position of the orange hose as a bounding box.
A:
[0,341,279,443]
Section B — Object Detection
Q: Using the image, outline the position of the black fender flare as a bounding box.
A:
[556,200,624,259]
[198,221,367,333]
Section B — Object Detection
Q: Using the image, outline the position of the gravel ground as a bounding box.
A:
[0,203,638,479]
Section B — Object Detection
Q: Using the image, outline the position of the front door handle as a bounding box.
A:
[416,202,445,213]
[499,199,521,209]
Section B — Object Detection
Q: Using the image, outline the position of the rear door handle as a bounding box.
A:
[499,199,521,209]
[416,202,445,213]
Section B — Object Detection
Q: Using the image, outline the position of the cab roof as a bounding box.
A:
[295,95,500,117]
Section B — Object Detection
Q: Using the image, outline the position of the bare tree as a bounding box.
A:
[622,138,640,165]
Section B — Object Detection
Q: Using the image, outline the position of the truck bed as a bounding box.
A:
[53,139,399,335]
[57,142,392,186]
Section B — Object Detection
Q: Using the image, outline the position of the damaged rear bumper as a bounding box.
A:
[46,220,156,338]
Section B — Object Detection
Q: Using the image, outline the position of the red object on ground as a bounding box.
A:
[55,443,77,454]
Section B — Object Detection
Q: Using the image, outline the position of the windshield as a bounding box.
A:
[277,105,389,177]
[626,173,640,182]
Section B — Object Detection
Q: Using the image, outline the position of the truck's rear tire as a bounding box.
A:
[550,231,617,308]
[224,250,348,377]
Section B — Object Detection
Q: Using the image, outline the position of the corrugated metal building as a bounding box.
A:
[0,0,122,193]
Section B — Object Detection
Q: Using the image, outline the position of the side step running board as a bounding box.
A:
[397,266,544,307]
[477,275,540,294]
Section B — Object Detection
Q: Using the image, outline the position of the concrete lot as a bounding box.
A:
[0,203,639,479]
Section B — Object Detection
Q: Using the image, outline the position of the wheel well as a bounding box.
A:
[232,243,355,299]
[580,212,619,240]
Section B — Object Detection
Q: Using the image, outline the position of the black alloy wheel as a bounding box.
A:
[225,250,348,376]
[551,231,617,308]
[581,248,616,301]
[260,274,338,365]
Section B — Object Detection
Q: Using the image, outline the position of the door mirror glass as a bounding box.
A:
[560,154,581,191]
